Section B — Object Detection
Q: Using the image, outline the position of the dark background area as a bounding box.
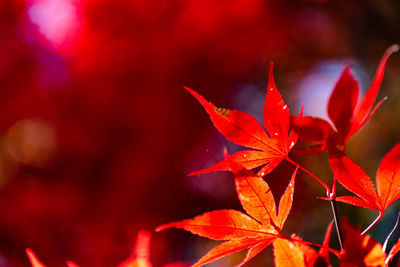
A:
[0,0,399,266]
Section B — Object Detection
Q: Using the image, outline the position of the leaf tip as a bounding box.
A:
[155,222,176,232]
[387,44,399,55]
[66,261,80,267]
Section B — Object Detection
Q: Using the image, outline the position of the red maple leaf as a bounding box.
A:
[291,222,333,267]
[26,230,154,267]
[157,163,337,266]
[117,229,153,267]
[185,63,298,177]
[329,143,400,233]
[340,219,387,267]
[386,238,400,266]
[291,45,398,154]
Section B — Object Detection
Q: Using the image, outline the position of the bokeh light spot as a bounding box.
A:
[6,119,57,167]
[28,0,80,47]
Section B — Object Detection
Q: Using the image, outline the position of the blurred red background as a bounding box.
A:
[0,0,399,266]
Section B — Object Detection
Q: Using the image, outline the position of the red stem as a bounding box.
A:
[286,156,346,252]
[285,157,331,194]
[281,235,341,258]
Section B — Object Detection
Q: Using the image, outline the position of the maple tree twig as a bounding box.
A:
[361,212,383,236]
[329,199,343,251]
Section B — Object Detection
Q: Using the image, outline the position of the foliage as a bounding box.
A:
[157,45,400,266]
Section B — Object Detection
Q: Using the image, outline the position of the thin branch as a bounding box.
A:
[361,212,383,236]
[329,199,344,251]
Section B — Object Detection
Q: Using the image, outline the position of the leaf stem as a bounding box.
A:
[285,157,344,251]
[329,199,344,251]
[285,157,330,194]
[361,212,383,235]
[286,236,341,258]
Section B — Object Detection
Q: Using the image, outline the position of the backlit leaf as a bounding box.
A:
[348,44,399,140]
[26,248,46,267]
[156,209,275,240]
[189,150,280,176]
[185,86,275,152]
[290,45,397,152]
[273,238,306,267]
[385,238,400,266]
[237,239,274,267]
[192,238,268,267]
[327,67,359,142]
[329,153,380,210]
[118,229,153,267]
[233,166,278,227]
[340,220,386,267]
[376,143,400,210]
[277,168,298,228]
[290,116,333,143]
[264,64,291,153]
[66,262,80,267]
[185,66,296,177]
[157,164,302,266]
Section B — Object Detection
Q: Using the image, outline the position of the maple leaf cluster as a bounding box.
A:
[157,45,400,266]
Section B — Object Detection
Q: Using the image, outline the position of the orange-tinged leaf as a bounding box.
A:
[377,143,400,210]
[386,238,400,266]
[156,209,274,240]
[348,44,399,140]
[158,161,300,266]
[329,153,380,210]
[237,239,274,267]
[290,234,319,267]
[233,166,278,228]
[26,248,46,267]
[192,238,269,267]
[264,64,291,152]
[184,86,276,152]
[189,150,280,176]
[163,263,190,267]
[277,168,298,228]
[118,229,153,267]
[273,238,306,267]
[66,261,80,267]
[118,257,152,267]
[340,220,386,267]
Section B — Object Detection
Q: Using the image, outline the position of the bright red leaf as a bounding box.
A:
[329,152,381,210]
[329,143,400,232]
[385,238,400,266]
[118,229,153,267]
[26,248,46,267]
[26,230,155,267]
[156,164,300,266]
[66,262,80,267]
[340,220,386,267]
[291,45,398,153]
[26,248,80,267]
[376,143,400,211]
[186,64,297,177]
[290,222,333,267]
